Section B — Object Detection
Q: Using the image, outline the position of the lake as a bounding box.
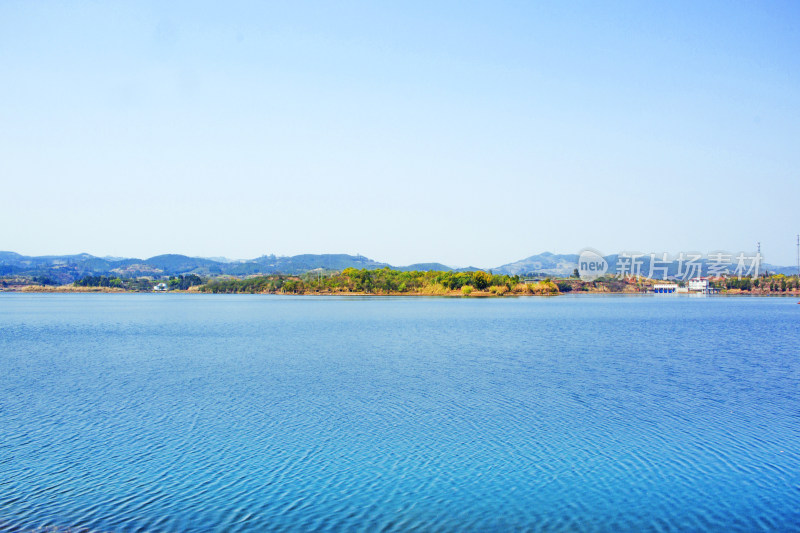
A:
[1,294,798,532]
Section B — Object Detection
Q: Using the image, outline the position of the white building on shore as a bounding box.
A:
[687,277,720,294]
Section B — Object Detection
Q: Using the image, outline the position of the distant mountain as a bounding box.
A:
[493,253,579,275]
[142,254,222,273]
[255,254,389,274]
[0,252,391,282]
[0,251,25,262]
[765,265,798,276]
[396,263,454,272]
[0,250,795,283]
[494,252,792,278]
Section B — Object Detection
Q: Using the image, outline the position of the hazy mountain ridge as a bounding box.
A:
[0,252,397,283]
[492,252,580,275]
[493,253,795,277]
[0,251,795,283]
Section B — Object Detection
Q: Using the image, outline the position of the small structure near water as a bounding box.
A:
[653,283,678,294]
[688,277,720,294]
[652,278,720,295]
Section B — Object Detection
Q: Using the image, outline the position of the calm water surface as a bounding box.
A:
[1,294,799,532]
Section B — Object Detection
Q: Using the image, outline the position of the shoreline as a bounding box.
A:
[4,286,800,297]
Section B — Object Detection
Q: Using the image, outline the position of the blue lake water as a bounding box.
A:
[1,294,799,532]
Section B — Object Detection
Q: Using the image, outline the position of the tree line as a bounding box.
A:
[199,268,560,295]
[73,274,204,291]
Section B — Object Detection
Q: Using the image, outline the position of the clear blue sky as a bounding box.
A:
[2,1,798,266]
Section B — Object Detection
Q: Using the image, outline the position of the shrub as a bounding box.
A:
[420,283,449,295]
[528,281,560,295]
[489,285,508,296]
[462,285,473,296]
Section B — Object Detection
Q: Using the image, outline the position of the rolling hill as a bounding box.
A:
[0,250,794,283]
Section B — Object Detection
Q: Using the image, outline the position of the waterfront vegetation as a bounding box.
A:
[1,270,798,296]
[199,268,561,296]
[72,274,204,291]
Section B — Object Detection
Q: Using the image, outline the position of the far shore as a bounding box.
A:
[3,285,545,297]
[5,285,799,297]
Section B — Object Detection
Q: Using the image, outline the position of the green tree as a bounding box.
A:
[473,271,492,290]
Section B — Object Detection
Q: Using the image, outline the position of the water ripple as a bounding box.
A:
[1,294,799,531]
